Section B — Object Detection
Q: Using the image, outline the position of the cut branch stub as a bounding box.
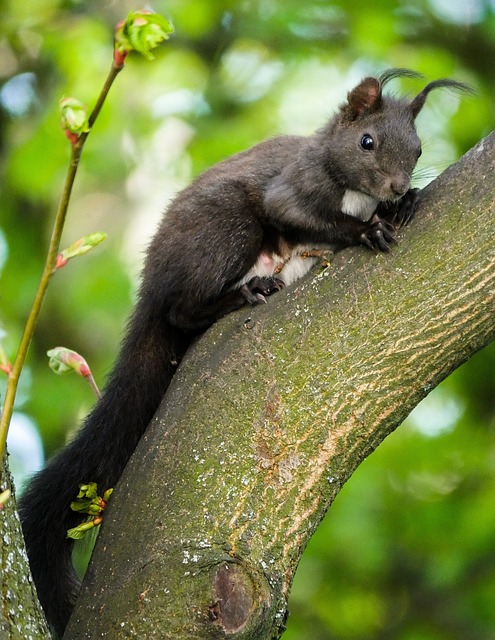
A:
[210,561,272,635]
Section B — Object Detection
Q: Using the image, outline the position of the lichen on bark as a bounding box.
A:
[0,456,51,639]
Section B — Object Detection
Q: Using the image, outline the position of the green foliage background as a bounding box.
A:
[1,1,494,638]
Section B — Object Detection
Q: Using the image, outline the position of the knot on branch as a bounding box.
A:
[209,560,272,636]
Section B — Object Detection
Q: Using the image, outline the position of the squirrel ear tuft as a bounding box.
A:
[411,79,474,118]
[344,77,382,120]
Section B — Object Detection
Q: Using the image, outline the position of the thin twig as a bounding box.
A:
[0,61,124,459]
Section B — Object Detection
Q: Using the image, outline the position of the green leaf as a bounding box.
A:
[67,520,98,540]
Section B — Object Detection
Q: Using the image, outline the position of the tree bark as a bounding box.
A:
[65,131,495,639]
[0,455,51,639]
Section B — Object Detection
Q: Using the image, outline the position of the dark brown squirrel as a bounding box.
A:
[18,68,471,636]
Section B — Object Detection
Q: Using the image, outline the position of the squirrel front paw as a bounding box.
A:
[378,188,420,228]
[394,188,420,227]
[360,215,397,252]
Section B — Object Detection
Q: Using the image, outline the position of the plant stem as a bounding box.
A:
[0,60,124,460]
[86,372,102,399]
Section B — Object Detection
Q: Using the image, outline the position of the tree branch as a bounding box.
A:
[66,132,495,639]
[0,455,51,638]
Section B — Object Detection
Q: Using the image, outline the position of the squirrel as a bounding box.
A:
[18,68,471,636]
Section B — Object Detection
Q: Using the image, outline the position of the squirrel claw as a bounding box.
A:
[393,188,420,227]
[246,276,284,297]
[240,276,285,306]
[361,215,396,252]
[240,283,266,305]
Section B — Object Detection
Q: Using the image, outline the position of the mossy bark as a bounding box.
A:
[65,132,495,639]
[0,455,51,639]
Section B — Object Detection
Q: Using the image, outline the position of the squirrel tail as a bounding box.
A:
[18,301,190,637]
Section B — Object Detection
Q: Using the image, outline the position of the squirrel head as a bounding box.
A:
[322,68,473,202]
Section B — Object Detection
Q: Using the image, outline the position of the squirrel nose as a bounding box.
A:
[390,176,410,197]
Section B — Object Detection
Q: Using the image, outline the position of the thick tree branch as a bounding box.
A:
[0,455,50,638]
[66,132,495,639]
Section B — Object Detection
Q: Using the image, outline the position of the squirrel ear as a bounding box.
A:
[345,77,382,119]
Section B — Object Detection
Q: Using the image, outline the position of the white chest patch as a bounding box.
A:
[341,189,379,221]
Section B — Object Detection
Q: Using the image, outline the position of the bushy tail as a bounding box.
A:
[18,301,190,636]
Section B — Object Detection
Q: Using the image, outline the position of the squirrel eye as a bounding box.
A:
[360,134,374,151]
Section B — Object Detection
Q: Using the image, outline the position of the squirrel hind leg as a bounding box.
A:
[169,275,285,329]
[169,289,249,330]
[241,276,285,305]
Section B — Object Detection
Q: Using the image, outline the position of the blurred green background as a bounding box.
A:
[1,1,494,638]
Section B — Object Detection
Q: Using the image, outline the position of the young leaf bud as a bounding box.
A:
[0,346,12,376]
[114,10,173,64]
[60,97,90,143]
[55,232,107,270]
[67,482,113,539]
[47,347,102,398]
[47,347,91,377]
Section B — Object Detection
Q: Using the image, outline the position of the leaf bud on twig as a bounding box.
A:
[114,10,173,65]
